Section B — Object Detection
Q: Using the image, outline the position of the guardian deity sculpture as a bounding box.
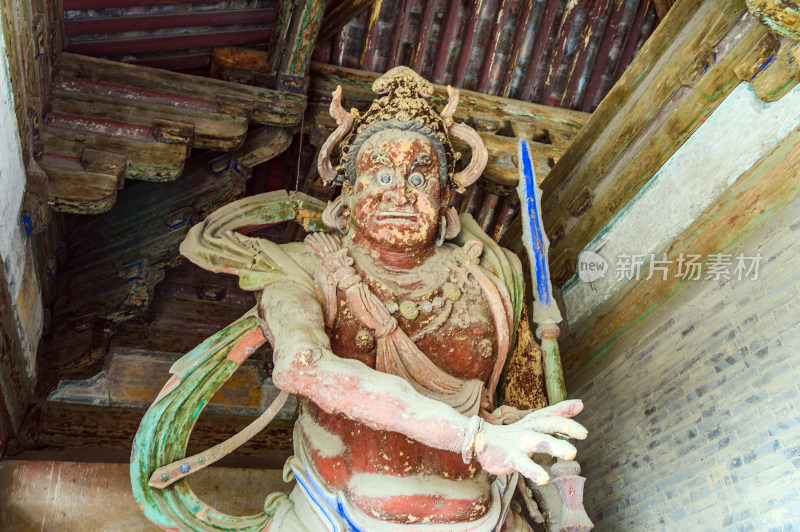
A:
[132,67,588,531]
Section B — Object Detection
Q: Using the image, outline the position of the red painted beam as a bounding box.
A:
[498,0,531,94]
[542,0,589,106]
[501,0,546,98]
[631,5,657,64]
[386,0,414,68]
[613,0,651,84]
[580,0,624,112]
[519,0,563,101]
[430,0,460,84]
[452,1,481,87]
[64,0,224,9]
[359,1,382,71]
[65,9,275,36]
[587,0,638,110]
[561,0,611,109]
[411,0,438,73]
[477,0,515,94]
[66,29,270,57]
[523,0,568,102]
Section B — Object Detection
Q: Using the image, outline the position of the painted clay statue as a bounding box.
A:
[131,67,587,531]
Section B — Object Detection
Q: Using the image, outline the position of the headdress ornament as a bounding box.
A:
[317,67,488,193]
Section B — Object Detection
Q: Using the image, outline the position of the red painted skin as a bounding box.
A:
[300,131,499,523]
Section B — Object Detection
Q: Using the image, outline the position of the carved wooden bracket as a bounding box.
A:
[81,148,127,190]
[216,95,254,120]
[735,28,800,102]
[152,119,195,146]
[747,0,800,39]
[734,32,781,81]
[742,0,800,100]
[753,39,800,101]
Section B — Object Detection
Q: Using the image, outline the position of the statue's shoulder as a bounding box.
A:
[450,213,525,330]
[179,191,328,292]
[451,213,523,282]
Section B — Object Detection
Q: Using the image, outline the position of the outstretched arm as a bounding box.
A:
[259,280,587,484]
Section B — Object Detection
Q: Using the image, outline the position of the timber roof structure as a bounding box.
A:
[62,0,663,111]
[1,0,671,459]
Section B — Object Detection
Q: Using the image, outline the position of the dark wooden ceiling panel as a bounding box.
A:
[63,0,660,111]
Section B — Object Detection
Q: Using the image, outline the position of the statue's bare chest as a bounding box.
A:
[327,272,497,382]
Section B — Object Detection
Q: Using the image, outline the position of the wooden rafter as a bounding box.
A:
[317,0,378,43]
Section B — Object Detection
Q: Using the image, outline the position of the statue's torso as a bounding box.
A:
[298,243,499,524]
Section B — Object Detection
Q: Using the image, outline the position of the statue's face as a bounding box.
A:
[350,129,443,252]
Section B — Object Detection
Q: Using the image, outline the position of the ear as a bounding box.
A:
[322,194,349,231]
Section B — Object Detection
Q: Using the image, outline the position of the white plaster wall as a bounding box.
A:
[563,82,800,325]
[0,27,27,292]
[0,26,43,383]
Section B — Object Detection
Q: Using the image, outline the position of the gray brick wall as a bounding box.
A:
[571,195,800,530]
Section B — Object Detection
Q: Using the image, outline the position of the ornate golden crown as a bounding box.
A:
[317,67,487,193]
[336,68,457,184]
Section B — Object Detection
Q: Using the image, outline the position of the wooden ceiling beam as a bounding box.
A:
[309,61,589,135]
[307,61,589,186]
[36,53,304,214]
[10,400,293,459]
[63,0,222,9]
[59,53,305,127]
[536,2,769,286]
[64,9,276,36]
[66,29,272,57]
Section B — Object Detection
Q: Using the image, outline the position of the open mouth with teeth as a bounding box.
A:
[376,211,419,223]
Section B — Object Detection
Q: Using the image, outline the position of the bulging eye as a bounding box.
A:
[376,168,394,185]
[408,172,425,188]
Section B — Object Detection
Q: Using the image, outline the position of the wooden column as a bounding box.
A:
[272,0,329,92]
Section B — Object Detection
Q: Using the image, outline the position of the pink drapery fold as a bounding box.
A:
[304,233,514,417]
[466,264,512,411]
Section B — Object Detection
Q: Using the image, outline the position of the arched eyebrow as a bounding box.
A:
[410,153,433,170]
[370,151,392,167]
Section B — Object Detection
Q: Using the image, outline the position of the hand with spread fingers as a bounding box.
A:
[474,399,588,484]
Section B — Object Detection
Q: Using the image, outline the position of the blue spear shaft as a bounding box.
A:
[517,139,567,404]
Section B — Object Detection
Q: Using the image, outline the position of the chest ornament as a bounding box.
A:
[306,232,514,413]
[386,282,462,320]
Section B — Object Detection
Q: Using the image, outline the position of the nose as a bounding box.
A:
[393,178,408,204]
[387,172,410,205]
